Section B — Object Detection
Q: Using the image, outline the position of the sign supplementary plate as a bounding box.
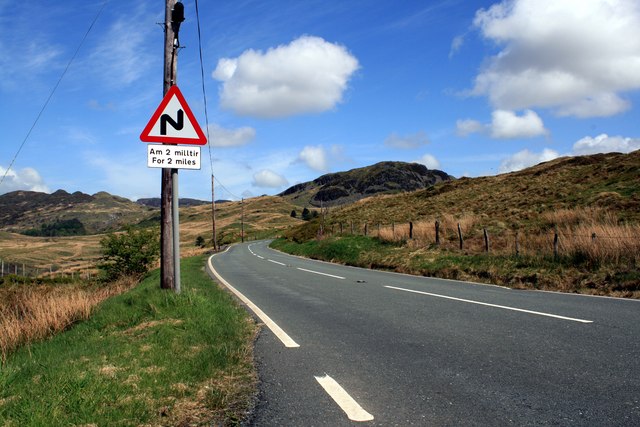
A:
[140,85,207,145]
[147,145,201,170]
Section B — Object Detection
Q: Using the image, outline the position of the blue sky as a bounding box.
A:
[1,0,639,201]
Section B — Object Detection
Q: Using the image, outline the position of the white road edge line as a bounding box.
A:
[268,259,286,266]
[208,255,300,348]
[315,375,374,422]
[297,267,345,280]
[385,286,593,324]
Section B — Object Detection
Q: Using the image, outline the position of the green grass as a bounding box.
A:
[271,237,640,297]
[0,255,256,426]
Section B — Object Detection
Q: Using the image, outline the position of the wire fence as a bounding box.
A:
[319,218,640,265]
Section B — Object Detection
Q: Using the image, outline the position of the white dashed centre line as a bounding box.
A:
[268,259,286,266]
[297,267,345,280]
[315,375,374,422]
[385,286,593,323]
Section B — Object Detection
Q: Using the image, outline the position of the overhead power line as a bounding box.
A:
[0,1,108,189]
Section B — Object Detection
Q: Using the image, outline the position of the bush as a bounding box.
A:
[195,235,206,247]
[99,227,160,280]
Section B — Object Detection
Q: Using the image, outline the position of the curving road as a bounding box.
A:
[207,240,640,426]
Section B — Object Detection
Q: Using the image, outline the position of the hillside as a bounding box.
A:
[136,197,213,208]
[323,151,640,226]
[280,161,453,207]
[0,190,156,235]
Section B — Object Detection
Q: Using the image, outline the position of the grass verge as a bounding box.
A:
[0,255,257,426]
[271,236,640,298]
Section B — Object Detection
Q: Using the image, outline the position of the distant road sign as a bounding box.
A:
[140,85,207,145]
[147,145,201,170]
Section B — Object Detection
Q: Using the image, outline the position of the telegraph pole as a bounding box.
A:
[211,175,218,251]
[160,0,183,291]
[241,198,245,243]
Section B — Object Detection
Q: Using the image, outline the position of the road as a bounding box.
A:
[207,240,640,426]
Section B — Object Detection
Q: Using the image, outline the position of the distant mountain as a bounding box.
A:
[136,197,211,208]
[0,190,156,235]
[280,161,454,207]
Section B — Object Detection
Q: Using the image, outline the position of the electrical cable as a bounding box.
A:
[0,1,108,189]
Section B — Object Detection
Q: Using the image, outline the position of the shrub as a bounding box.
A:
[99,227,160,280]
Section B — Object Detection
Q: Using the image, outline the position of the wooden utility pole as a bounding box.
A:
[160,0,179,290]
[211,175,218,251]
[241,198,245,242]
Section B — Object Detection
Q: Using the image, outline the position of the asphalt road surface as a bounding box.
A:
[207,240,640,426]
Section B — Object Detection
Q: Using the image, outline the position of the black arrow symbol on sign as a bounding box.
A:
[160,109,184,135]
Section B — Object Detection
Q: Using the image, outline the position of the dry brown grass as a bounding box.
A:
[369,209,640,266]
[0,276,137,361]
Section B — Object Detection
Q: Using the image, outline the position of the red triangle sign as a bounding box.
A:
[140,85,207,145]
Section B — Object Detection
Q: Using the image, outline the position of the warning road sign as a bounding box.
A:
[140,85,207,145]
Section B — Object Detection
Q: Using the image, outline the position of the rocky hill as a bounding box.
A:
[0,190,156,235]
[324,150,640,225]
[136,197,212,208]
[280,161,454,207]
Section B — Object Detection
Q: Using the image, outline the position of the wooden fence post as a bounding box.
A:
[364,223,368,236]
[409,221,413,239]
[458,223,464,250]
[553,226,559,258]
[515,230,520,257]
[377,223,380,236]
[483,228,490,253]
[350,221,354,235]
[435,220,440,246]
[591,232,597,243]
[392,222,395,239]
[340,222,343,234]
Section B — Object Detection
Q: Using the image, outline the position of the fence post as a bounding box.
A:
[591,232,597,243]
[515,230,520,257]
[350,221,354,235]
[364,223,368,236]
[458,223,464,250]
[483,228,490,253]
[553,226,559,259]
[409,221,413,239]
[340,222,343,234]
[435,220,440,246]
[377,223,380,236]
[392,222,395,239]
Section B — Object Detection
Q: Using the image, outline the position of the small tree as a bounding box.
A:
[290,209,297,218]
[195,235,205,247]
[99,227,160,280]
[302,207,311,221]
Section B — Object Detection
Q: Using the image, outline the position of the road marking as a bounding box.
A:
[315,375,374,422]
[385,286,593,323]
[207,255,300,348]
[268,259,286,266]
[257,255,265,259]
[297,267,345,280]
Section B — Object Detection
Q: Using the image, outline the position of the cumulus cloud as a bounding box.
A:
[456,110,547,139]
[212,36,360,118]
[572,134,640,155]
[472,0,640,117]
[0,166,50,194]
[384,131,430,149]
[208,124,256,147]
[498,148,559,173]
[252,169,289,188]
[298,145,329,172]
[490,110,547,139]
[413,154,441,170]
[456,119,485,137]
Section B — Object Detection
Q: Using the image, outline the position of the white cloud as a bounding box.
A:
[384,131,430,149]
[456,110,547,139]
[0,166,50,194]
[572,134,640,155]
[456,119,485,137]
[252,169,289,188]
[208,124,256,147]
[449,35,465,58]
[89,6,154,86]
[298,145,329,172]
[498,148,559,173]
[472,0,640,117]
[212,35,360,118]
[413,154,441,170]
[490,110,547,139]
